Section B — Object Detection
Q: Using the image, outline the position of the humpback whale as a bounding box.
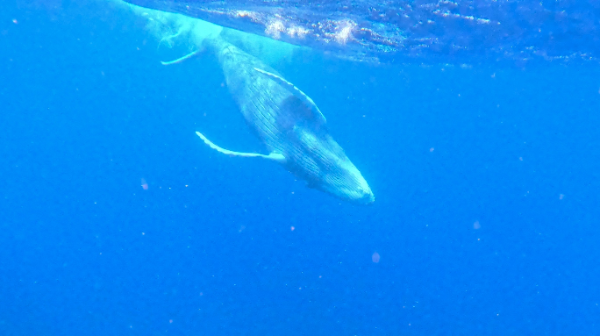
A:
[175,33,374,204]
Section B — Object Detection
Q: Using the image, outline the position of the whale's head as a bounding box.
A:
[313,150,375,205]
[286,121,375,205]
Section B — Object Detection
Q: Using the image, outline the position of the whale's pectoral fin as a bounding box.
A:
[253,68,327,124]
[161,47,205,65]
[195,131,286,163]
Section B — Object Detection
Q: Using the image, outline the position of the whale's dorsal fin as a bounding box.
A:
[253,68,327,124]
[161,48,205,65]
[196,131,286,163]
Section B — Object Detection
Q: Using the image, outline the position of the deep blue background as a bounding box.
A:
[1,1,599,335]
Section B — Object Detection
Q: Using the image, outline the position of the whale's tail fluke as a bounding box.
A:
[195,131,286,163]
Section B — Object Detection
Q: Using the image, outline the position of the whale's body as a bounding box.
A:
[197,35,374,204]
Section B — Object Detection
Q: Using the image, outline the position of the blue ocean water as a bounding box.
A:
[1,1,599,335]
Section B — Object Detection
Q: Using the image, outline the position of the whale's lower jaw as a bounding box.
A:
[322,185,375,205]
[347,191,375,205]
[309,171,375,205]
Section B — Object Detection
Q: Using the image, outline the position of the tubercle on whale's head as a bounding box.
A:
[292,128,374,205]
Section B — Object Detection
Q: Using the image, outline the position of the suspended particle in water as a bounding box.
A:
[141,178,148,190]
